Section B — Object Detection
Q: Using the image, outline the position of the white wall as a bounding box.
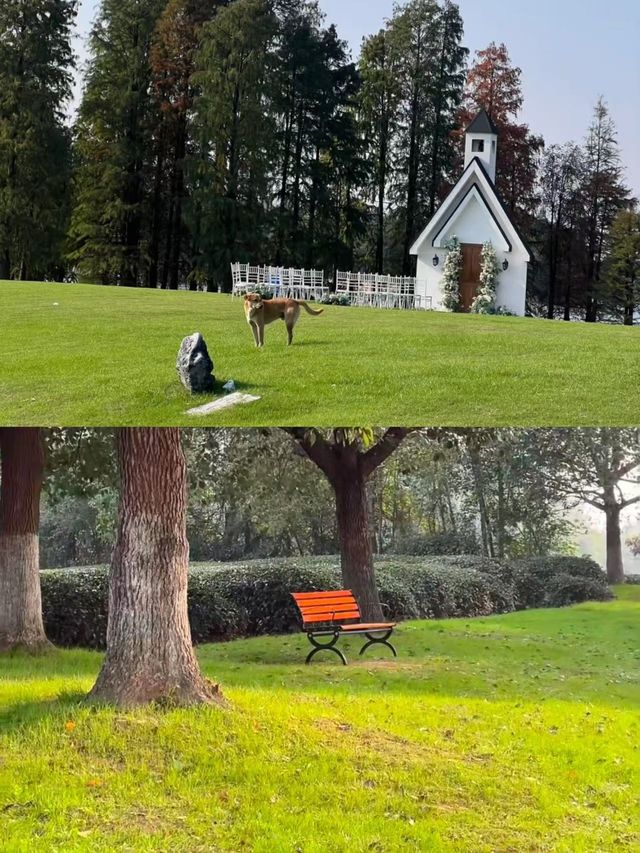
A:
[413,167,529,317]
[436,191,509,251]
[463,132,497,183]
[416,244,528,317]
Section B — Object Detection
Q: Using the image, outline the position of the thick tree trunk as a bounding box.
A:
[332,454,383,623]
[0,428,49,652]
[605,503,625,585]
[88,428,223,707]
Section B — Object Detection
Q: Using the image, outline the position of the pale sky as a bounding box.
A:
[73,0,640,195]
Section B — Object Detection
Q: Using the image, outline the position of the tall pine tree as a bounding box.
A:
[582,97,629,322]
[605,207,640,326]
[68,0,165,286]
[0,0,76,281]
[386,0,466,274]
[190,0,277,289]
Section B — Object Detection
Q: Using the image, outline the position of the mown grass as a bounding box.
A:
[1,587,639,851]
[1,280,639,426]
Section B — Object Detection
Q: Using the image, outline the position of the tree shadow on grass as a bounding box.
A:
[0,690,87,734]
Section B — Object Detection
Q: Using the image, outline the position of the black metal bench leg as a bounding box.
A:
[359,630,397,658]
[306,632,347,665]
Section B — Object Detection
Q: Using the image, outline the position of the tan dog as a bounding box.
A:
[243,293,323,348]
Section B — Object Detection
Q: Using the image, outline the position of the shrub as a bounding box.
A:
[391,531,481,557]
[508,556,610,610]
[41,566,109,648]
[625,575,640,585]
[40,554,611,650]
[320,294,351,306]
[544,574,614,608]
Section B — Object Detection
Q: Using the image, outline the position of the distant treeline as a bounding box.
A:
[0,0,637,321]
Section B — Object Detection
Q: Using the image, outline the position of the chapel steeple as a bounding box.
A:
[464,109,499,183]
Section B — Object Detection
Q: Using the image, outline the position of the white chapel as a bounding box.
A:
[410,109,531,316]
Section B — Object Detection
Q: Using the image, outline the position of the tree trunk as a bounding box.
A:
[88,428,223,707]
[332,454,383,622]
[402,87,420,276]
[148,122,167,289]
[376,109,388,274]
[468,444,494,558]
[605,503,625,585]
[0,428,49,652]
[0,250,10,280]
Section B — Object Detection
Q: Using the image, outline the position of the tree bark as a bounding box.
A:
[333,452,383,622]
[604,502,625,585]
[0,428,50,652]
[468,443,494,558]
[88,428,223,707]
[286,429,412,622]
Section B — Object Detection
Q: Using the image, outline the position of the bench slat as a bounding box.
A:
[297,601,360,614]
[301,610,361,624]
[293,591,355,602]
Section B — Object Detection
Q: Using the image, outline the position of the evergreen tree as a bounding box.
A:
[605,207,640,326]
[302,25,366,272]
[537,143,586,319]
[582,97,629,322]
[271,0,326,266]
[386,0,467,274]
[190,0,278,288]
[0,0,76,280]
[148,0,226,290]
[68,0,165,286]
[358,29,401,273]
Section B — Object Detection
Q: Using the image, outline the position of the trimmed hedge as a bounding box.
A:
[40,554,612,650]
[507,556,612,610]
[391,532,481,557]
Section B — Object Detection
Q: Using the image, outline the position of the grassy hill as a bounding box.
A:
[1,586,638,851]
[1,280,639,426]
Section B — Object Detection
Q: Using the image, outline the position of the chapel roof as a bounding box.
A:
[465,108,499,135]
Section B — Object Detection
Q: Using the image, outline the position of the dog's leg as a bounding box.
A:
[258,321,265,348]
[286,306,299,346]
[250,322,260,348]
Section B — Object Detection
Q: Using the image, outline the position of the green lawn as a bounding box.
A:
[1,587,639,851]
[1,280,639,426]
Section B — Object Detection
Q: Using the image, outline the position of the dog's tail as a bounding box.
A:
[299,301,324,316]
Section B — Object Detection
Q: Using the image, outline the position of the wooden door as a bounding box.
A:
[460,244,483,312]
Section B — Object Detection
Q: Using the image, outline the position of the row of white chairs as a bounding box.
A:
[336,271,432,311]
[230,263,432,310]
[231,263,328,301]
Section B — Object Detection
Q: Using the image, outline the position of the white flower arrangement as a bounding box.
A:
[441,236,462,312]
[471,241,501,314]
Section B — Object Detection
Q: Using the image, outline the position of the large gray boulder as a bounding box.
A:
[176,333,215,394]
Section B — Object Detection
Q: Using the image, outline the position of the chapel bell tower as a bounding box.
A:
[464,108,499,184]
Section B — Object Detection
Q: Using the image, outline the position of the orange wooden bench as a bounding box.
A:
[291,590,397,665]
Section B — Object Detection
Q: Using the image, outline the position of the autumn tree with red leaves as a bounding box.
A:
[148,0,228,290]
[457,42,543,234]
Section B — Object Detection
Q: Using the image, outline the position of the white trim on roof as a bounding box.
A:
[410,158,531,262]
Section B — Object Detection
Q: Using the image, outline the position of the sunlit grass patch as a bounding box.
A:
[1,280,639,426]
[1,588,639,850]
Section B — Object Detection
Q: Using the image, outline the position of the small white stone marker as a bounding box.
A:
[185,392,261,416]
